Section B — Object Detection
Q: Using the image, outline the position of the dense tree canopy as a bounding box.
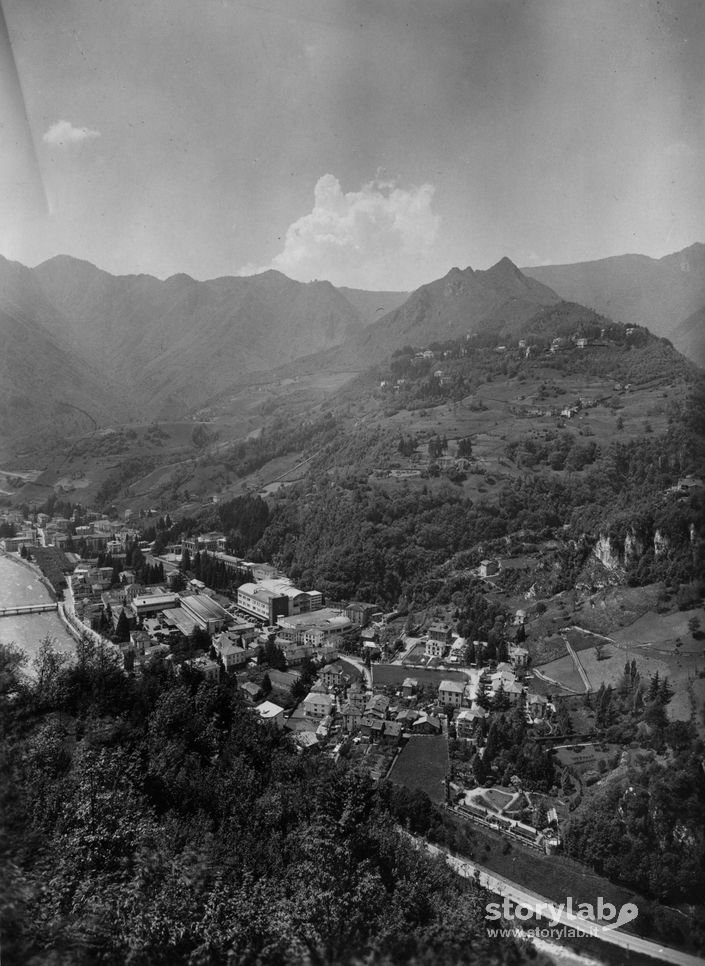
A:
[0,641,537,966]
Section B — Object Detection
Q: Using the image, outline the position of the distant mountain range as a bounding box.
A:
[0,257,124,452]
[0,254,409,451]
[523,243,705,362]
[30,257,368,409]
[0,242,703,455]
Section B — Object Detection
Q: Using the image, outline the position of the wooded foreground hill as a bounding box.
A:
[0,642,536,966]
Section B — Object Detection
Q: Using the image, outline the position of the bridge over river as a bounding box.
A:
[0,602,58,618]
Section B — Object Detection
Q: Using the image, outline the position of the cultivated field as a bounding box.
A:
[553,742,619,778]
[534,654,585,693]
[372,664,467,688]
[611,607,705,654]
[388,735,449,803]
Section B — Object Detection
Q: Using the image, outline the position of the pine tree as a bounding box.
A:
[647,671,661,701]
[115,608,131,643]
[180,546,191,572]
[475,670,492,709]
[471,751,487,784]
[492,683,510,712]
[658,676,674,705]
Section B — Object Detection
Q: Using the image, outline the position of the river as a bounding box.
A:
[0,553,75,668]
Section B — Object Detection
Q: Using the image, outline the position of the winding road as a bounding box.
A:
[417,838,704,965]
[562,634,592,693]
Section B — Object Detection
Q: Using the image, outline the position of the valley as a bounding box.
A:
[2,249,705,966]
[4,4,705,963]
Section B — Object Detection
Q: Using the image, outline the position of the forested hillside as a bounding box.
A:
[0,641,535,966]
[232,311,705,609]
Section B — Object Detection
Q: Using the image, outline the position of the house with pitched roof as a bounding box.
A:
[411,713,442,735]
[455,706,487,739]
[320,662,345,689]
[341,702,363,733]
[425,622,453,659]
[303,692,334,719]
[256,700,285,730]
[365,693,389,720]
[438,679,465,708]
[347,681,368,710]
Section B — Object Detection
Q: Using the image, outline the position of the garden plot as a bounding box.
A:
[388,735,449,804]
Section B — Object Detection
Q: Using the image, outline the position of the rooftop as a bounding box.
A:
[277,609,350,630]
[303,692,334,709]
[238,582,282,602]
[180,594,230,621]
[132,593,180,608]
[439,679,465,693]
[259,578,311,600]
[256,700,285,720]
[163,607,197,636]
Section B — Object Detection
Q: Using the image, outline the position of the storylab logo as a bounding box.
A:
[486,896,639,938]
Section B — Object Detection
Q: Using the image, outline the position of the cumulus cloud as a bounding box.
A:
[242,174,440,289]
[43,120,101,147]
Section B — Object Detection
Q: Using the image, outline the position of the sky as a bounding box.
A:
[1,0,704,290]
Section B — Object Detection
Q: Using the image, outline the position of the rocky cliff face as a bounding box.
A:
[594,533,623,570]
[624,529,645,565]
[653,529,670,557]
[593,525,679,569]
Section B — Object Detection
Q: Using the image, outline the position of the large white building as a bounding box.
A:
[237,582,290,623]
[131,593,180,619]
[276,609,351,648]
[258,578,322,615]
[237,577,323,623]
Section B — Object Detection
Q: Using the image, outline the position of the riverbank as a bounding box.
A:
[0,548,58,601]
[0,552,74,666]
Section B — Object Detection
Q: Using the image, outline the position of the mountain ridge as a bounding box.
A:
[523,243,705,339]
[1,244,703,459]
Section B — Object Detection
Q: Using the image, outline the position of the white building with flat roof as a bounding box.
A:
[237,582,289,623]
[131,593,180,618]
[258,578,323,615]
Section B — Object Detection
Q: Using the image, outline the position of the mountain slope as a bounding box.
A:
[322,257,561,369]
[336,286,409,325]
[523,243,705,344]
[673,304,705,368]
[0,257,125,457]
[21,258,366,414]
